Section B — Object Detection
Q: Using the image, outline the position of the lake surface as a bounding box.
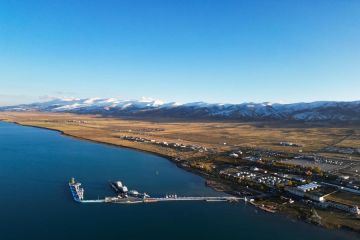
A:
[0,121,357,240]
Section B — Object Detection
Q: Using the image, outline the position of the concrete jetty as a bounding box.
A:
[69,178,242,204]
[79,196,241,204]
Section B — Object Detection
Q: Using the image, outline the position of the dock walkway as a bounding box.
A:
[68,179,242,204]
[78,196,242,204]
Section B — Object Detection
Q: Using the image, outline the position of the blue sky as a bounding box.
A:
[0,0,359,105]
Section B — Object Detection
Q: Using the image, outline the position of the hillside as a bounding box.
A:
[1,97,360,122]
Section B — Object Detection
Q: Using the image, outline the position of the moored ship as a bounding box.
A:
[69,177,84,202]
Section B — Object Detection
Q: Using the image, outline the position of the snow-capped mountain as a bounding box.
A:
[1,97,360,122]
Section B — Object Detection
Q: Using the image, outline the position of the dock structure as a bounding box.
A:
[145,196,241,203]
[68,178,242,204]
[81,200,105,203]
[102,196,241,204]
[80,196,241,204]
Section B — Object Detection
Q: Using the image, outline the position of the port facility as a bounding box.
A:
[69,178,242,204]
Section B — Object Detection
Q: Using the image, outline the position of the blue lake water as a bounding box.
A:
[0,121,358,240]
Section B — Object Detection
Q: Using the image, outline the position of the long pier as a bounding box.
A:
[81,200,105,203]
[79,196,241,204]
[69,178,243,204]
[146,196,242,202]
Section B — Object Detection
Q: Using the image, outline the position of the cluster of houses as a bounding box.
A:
[229,148,288,161]
[294,155,344,166]
[159,142,209,153]
[44,120,89,124]
[124,128,165,133]
[64,120,88,124]
[279,142,303,147]
[256,175,288,187]
[120,135,150,143]
[315,158,344,166]
[120,135,209,153]
[219,167,290,188]
[229,151,243,158]
[229,150,263,162]
[322,146,360,156]
[262,150,285,158]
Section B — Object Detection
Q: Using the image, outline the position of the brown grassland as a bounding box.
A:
[1,112,360,162]
[2,112,360,232]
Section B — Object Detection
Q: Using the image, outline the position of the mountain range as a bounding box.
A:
[1,97,360,122]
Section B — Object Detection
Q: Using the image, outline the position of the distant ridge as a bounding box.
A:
[1,97,360,122]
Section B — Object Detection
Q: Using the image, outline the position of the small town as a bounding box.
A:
[118,133,360,227]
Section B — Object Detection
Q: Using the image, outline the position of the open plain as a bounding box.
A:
[2,112,360,232]
[1,112,360,161]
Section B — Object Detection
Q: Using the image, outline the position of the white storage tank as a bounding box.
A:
[129,190,139,196]
[116,181,123,188]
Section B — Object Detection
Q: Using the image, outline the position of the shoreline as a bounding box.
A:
[1,119,359,236]
[5,120,177,161]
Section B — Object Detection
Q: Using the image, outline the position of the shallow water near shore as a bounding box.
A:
[0,121,358,240]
